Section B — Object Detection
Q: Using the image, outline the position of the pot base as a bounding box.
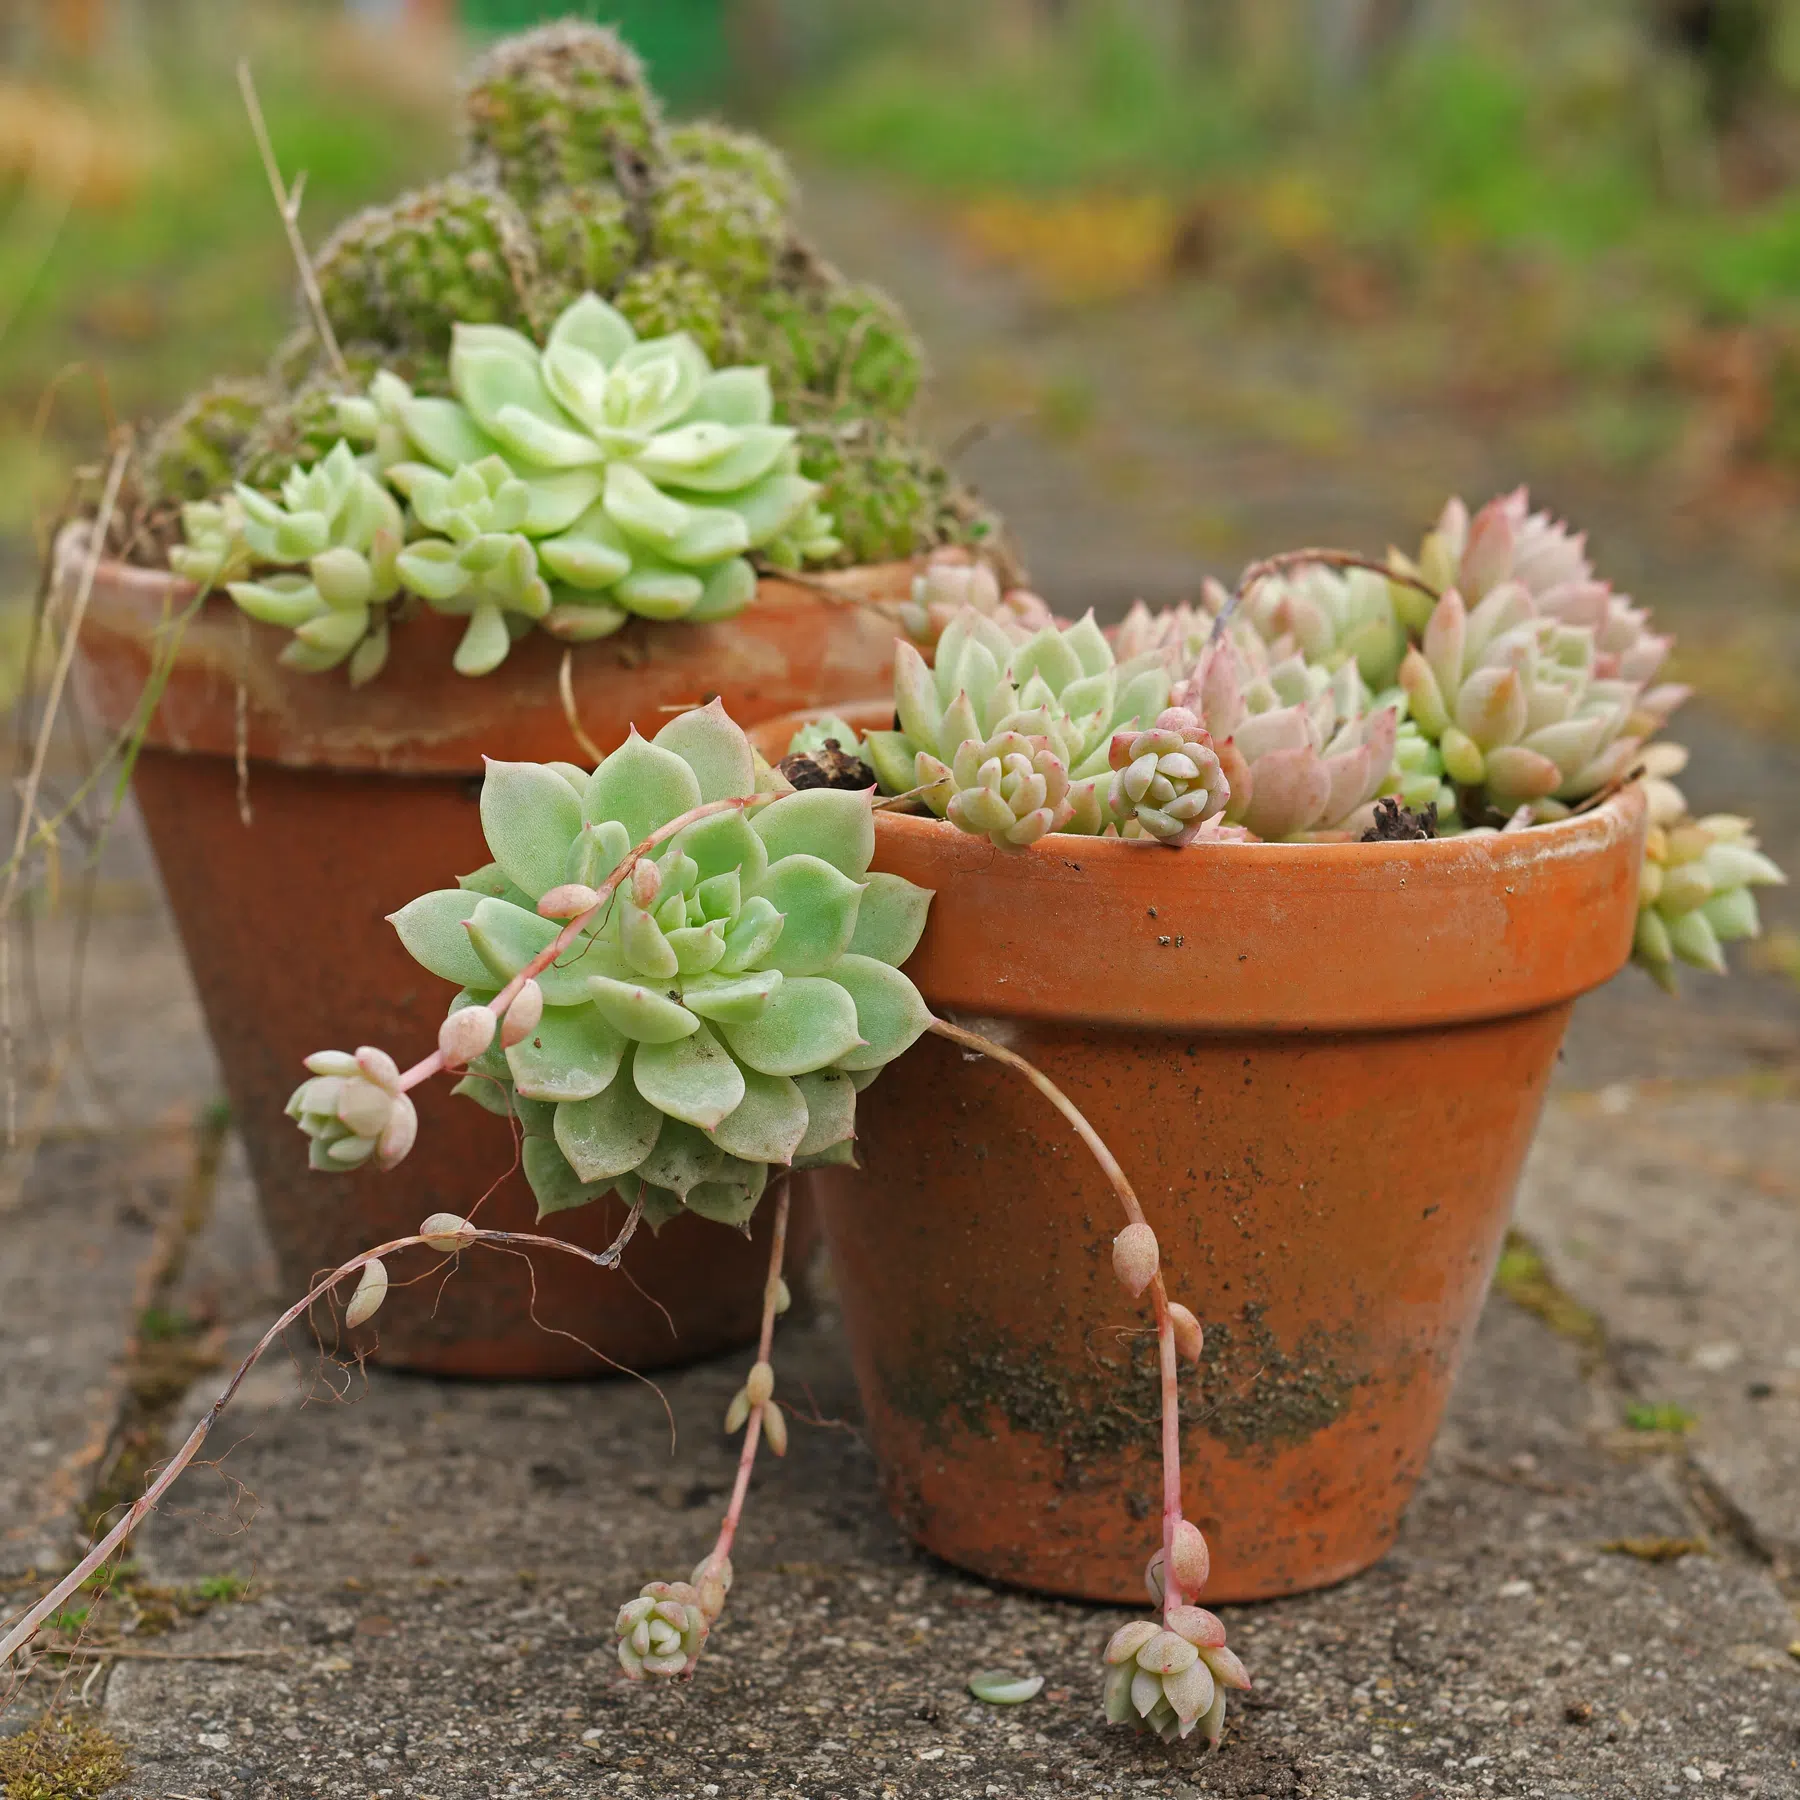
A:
[818,1009,1571,1605]
[132,747,812,1379]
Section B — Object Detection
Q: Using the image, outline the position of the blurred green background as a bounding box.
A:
[8,2,1800,678]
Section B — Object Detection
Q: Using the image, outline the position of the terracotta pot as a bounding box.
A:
[66,537,915,1376]
[753,704,1646,1602]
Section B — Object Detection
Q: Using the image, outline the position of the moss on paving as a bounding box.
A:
[1492,1228,1605,1353]
[0,1713,130,1800]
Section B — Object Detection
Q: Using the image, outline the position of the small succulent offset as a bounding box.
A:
[1633,744,1787,989]
[377,700,933,1228]
[286,1048,417,1172]
[173,441,404,683]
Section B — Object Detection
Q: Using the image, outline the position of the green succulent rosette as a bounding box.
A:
[863,607,1170,839]
[386,701,933,1229]
[342,291,831,649]
[176,441,404,683]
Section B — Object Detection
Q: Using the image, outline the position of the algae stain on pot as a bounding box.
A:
[879,1300,1367,1482]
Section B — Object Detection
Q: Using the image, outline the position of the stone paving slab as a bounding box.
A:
[83,1290,1800,1799]
[1517,1088,1800,1572]
[0,1118,196,1577]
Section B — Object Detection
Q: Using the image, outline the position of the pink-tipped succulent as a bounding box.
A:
[1176,639,1397,841]
[614,1557,732,1679]
[286,1047,418,1171]
[1107,707,1230,845]
[901,548,1054,646]
[1396,581,1650,824]
[1102,1605,1251,1747]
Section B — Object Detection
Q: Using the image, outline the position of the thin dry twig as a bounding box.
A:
[48,1646,290,1664]
[557,647,604,765]
[237,59,347,384]
[0,1224,663,1667]
[1,442,129,1145]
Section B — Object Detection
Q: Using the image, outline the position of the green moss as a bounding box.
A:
[0,1713,130,1800]
[1625,1400,1697,1434]
[1493,1229,1605,1352]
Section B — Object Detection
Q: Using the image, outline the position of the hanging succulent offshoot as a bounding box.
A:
[258,698,1248,1740]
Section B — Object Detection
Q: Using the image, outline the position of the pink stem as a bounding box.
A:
[706,1177,791,1570]
[397,796,762,1094]
[0,1227,642,1667]
[925,1016,1189,1615]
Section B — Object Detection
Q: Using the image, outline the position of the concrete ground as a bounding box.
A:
[0,817,1796,1800]
[3,183,1800,1800]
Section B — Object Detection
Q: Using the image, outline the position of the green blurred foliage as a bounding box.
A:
[0,5,453,537]
[783,0,1800,482]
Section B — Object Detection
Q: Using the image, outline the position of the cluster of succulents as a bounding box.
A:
[147,21,995,598]
[818,489,1786,990]
[173,294,848,675]
[171,440,405,681]
[353,701,933,1227]
[865,609,1175,836]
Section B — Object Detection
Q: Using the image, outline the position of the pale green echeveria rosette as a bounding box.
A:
[384,700,933,1230]
[388,454,553,675]
[1633,743,1787,990]
[943,729,1087,849]
[175,440,405,685]
[286,1047,418,1172]
[1395,581,1655,831]
[339,292,830,660]
[865,606,1171,840]
[1102,1610,1251,1747]
[1232,562,1411,694]
[1176,636,1396,842]
[1406,488,1689,734]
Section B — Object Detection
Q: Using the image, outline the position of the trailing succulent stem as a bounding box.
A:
[925,1019,1248,1746]
[0,1219,635,1671]
[612,1178,793,1681]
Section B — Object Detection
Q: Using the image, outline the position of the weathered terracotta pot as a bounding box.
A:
[65,533,914,1376]
[754,703,1646,1603]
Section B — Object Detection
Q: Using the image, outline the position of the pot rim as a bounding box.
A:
[60,528,919,775]
[759,697,1650,1031]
